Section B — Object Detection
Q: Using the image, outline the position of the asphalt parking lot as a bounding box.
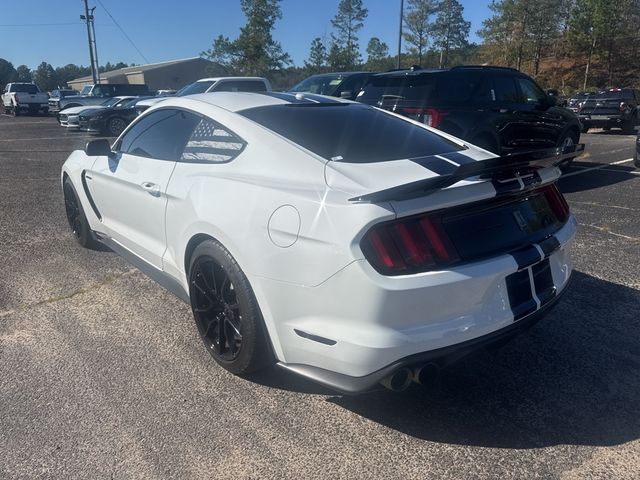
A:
[1,115,638,479]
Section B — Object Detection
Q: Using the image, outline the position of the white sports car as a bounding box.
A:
[61,92,579,393]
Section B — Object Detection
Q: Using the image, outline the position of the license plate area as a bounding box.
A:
[444,193,561,261]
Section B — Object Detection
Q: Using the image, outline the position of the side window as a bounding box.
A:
[492,76,520,103]
[517,77,546,104]
[118,109,200,161]
[181,117,246,163]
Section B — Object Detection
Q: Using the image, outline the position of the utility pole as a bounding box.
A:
[81,0,100,84]
[396,0,404,69]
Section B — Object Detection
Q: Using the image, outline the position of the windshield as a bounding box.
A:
[177,81,216,96]
[12,84,39,94]
[239,103,461,163]
[101,97,122,106]
[289,75,344,95]
[80,86,92,95]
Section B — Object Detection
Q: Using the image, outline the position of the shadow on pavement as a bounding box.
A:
[326,271,640,448]
[559,161,638,194]
[258,271,639,449]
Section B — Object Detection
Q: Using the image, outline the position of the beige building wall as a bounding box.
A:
[66,58,220,92]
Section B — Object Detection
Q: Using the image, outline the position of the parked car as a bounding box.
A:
[578,88,640,133]
[78,96,154,136]
[48,89,79,112]
[2,83,49,116]
[62,92,577,393]
[135,77,272,113]
[566,91,593,113]
[289,72,375,100]
[59,83,151,110]
[57,96,135,130]
[357,66,582,161]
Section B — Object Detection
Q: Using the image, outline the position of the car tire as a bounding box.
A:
[634,152,640,168]
[188,239,274,375]
[622,119,635,135]
[63,177,98,249]
[106,117,127,137]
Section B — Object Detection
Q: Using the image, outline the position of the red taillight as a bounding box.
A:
[361,214,459,275]
[543,184,570,222]
[400,107,448,128]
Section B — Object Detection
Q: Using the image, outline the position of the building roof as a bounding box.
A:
[69,57,212,83]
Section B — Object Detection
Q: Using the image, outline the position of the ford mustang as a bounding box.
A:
[61,92,580,393]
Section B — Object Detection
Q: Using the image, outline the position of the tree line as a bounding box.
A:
[479,0,640,91]
[0,59,132,92]
[4,0,639,94]
[202,0,639,92]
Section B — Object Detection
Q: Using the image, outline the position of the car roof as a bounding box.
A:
[152,91,350,113]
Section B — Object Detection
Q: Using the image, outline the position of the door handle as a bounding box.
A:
[140,181,161,195]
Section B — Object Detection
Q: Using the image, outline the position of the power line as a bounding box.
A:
[95,0,149,64]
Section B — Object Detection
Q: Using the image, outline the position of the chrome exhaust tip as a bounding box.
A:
[380,367,413,392]
[412,363,440,385]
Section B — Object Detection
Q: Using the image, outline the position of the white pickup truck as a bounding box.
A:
[2,83,49,116]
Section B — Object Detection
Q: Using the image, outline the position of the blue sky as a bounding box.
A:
[0,0,492,70]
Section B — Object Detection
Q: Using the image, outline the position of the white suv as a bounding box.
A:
[135,77,271,113]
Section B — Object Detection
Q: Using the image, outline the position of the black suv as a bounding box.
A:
[289,72,375,100]
[358,66,581,155]
[578,88,640,134]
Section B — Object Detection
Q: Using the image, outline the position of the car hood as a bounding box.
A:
[61,105,107,115]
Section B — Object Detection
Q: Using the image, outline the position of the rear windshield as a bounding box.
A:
[12,84,39,94]
[359,72,485,106]
[178,81,215,96]
[289,75,344,96]
[239,103,462,163]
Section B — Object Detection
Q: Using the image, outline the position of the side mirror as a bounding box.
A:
[546,94,558,106]
[340,90,354,99]
[85,139,112,156]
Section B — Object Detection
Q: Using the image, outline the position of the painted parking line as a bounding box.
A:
[561,158,635,178]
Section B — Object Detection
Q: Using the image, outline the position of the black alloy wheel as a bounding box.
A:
[107,117,127,136]
[63,177,96,248]
[191,257,243,362]
[188,240,273,375]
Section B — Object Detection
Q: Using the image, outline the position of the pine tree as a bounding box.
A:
[15,65,32,83]
[202,0,291,76]
[330,0,368,69]
[366,37,391,71]
[403,0,436,66]
[304,38,327,73]
[431,0,470,68]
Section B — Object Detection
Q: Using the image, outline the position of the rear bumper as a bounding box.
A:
[256,216,576,385]
[278,281,569,394]
[579,114,629,127]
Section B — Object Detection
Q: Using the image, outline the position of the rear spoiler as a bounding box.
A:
[348,144,584,203]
